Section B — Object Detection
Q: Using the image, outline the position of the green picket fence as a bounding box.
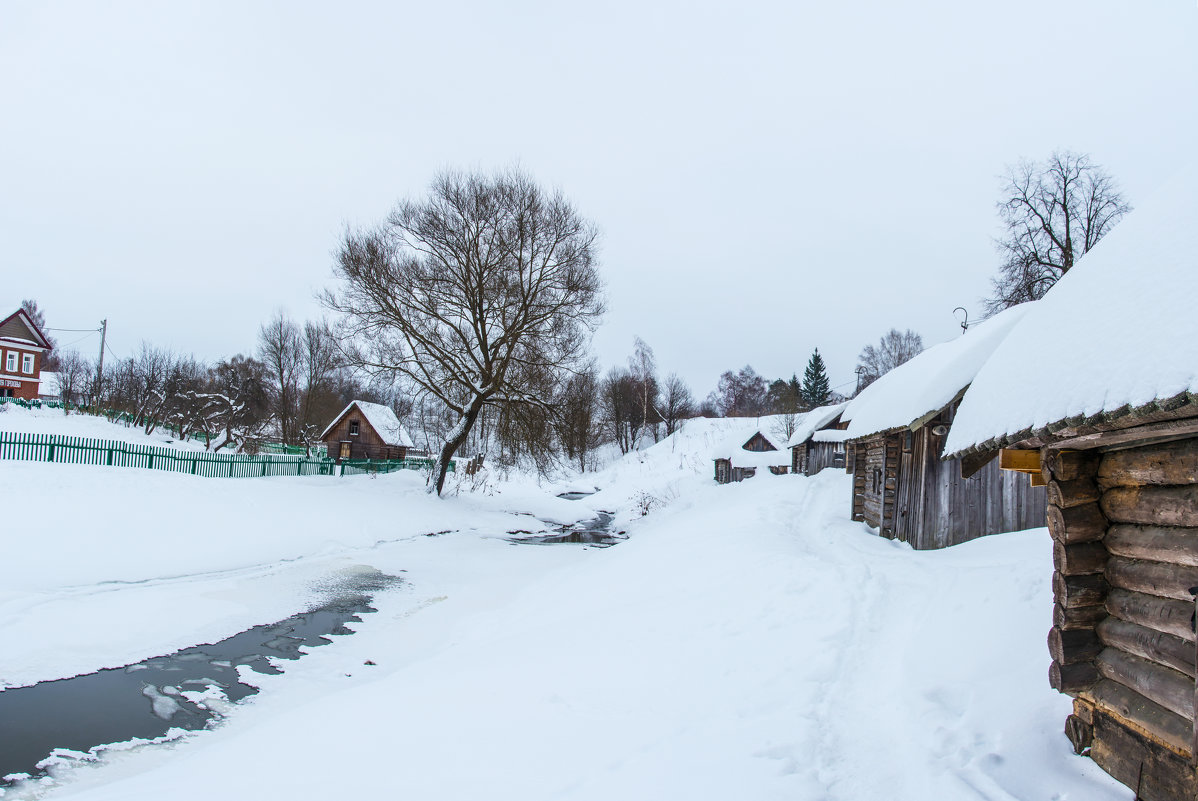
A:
[0,432,336,478]
[340,457,453,476]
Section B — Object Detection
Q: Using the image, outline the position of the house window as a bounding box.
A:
[4,352,13,373]
[349,420,360,436]
[21,354,33,374]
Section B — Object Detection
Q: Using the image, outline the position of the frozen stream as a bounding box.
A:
[0,568,399,789]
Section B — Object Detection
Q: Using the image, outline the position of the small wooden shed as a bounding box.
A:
[319,400,414,463]
[840,304,1046,549]
[787,402,849,476]
[714,429,789,484]
[944,170,1198,801]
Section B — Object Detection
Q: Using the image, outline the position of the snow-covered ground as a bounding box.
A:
[0,418,1129,800]
[0,405,207,451]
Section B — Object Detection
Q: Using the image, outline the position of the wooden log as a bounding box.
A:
[1106,589,1197,642]
[1107,556,1198,602]
[1053,540,1108,575]
[1103,486,1198,528]
[1045,502,1107,544]
[1051,659,1099,694]
[1049,626,1103,664]
[1106,524,1198,569]
[1098,617,1196,679]
[1088,702,1198,796]
[1000,448,1042,472]
[1046,477,1100,509]
[1084,679,1195,757]
[1073,697,1096,724]
[1098,439,1198,490]
[1045,449,1100,482]
[1054,571,1110,608]
[1095,647,1195,721]
[1064,714,1093,754]
[1055,603,1108,631]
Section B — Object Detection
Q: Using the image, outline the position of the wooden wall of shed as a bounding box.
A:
[805,441,846,476]
[321,413,408,462]
[894,420,1047,549]
[1048,436,1198,801]
[851,434,899,535]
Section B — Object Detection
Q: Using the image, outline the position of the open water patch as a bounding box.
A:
[0,567,399,792]
[509,511,627,548]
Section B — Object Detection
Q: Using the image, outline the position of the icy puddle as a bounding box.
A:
[509,511,627,548]
[0,568,399,790]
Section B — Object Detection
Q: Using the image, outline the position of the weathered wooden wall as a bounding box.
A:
[805,442,846,476]
[1051,437,1198,801]
[321,413,408,463]
[894,416,1047,549]
[851,434,899,535]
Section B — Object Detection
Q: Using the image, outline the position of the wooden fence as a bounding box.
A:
[0,432,452,479]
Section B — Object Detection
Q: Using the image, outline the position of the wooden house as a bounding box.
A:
[943,170,1198,801]
[0,309,53,401]
[841,304,1046,549]
[319,400,414,463]
[714,429,789,484]
[787,402,849,476]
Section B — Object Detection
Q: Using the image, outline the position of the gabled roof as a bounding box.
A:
[319,400,415,448]
[786,402,848,448]
[0,309,53,350]
[945,163,1198,458]
[841,303,1034,441]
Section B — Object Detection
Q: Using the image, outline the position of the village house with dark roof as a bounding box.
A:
[0,308,53,401]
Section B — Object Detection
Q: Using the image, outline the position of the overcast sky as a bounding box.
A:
[3,1,1195,399]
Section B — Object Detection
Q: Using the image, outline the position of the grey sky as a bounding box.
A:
[3,1,1195,400]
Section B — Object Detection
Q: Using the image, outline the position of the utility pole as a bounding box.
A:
[94,319,107,412]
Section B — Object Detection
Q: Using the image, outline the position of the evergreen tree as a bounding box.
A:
[801,348,831,408]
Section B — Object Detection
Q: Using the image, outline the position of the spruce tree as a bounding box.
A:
[801,348,831,408]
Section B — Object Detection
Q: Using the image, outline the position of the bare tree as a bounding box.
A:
[659,373,694,436]
[628,337,660,445]
[856,329,923,391]
[709,365,768,417]
[556,364,604,471]
[986,150,1131,312]
[298,320,339,453]
[19,299,58,371]
[55,349,89,414]
[325,168,604,494]
[258,312,303,445]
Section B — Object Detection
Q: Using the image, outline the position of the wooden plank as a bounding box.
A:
[1095,646,1195,721]
[1000,448,1042,472]
[1085,694,1197,792]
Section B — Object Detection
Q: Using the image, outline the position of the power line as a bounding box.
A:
[45,327,103,333]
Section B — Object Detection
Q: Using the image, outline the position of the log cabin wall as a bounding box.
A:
[1050,437,1198,801]
[894,415,1047,549]
[851,434,900,535]
[322,413,408,462]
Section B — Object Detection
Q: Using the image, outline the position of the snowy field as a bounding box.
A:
[0,405,207,451]
[0,418,1129,800]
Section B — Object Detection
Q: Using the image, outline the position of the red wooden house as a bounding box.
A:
[0,309,53,401]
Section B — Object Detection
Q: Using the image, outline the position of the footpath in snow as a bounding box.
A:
[0,418,1129,800]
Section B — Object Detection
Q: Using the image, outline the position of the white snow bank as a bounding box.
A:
[843,304,1033,439]
[946,162,1198,455]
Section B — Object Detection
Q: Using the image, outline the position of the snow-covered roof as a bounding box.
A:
[319,400,415,448]
[786,402,848,447]
[728,448,791,470]
[842,303,1034,441]
[812,428,852,444]
[715,426,785,456]
[945,164,1198,457]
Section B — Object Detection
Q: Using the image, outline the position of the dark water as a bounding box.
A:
[556,491,595,501]
[0,569,398,787]
[510,511,626,548]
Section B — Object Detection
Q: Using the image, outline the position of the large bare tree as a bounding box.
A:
[986,150,1131,312]
[856,329,923,391]
[325,168,604,494]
